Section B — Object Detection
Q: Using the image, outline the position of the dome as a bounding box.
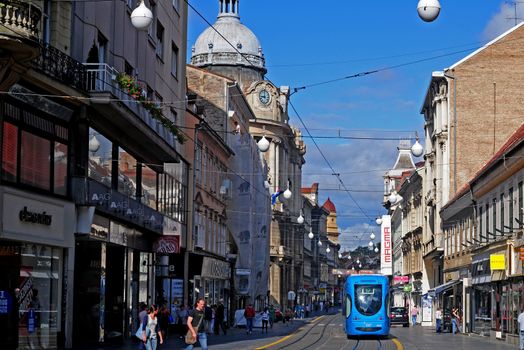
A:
[191,0,266,72]
[322,198,336,213]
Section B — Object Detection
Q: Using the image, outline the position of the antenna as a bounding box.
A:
[506,1,524,26]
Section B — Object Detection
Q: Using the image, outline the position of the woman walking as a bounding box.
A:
[261,307,269,333]
[140,305,163,350]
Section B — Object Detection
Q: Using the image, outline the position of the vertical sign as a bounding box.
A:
[380,215,393,275]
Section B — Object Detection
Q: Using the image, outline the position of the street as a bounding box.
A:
[105,312,519,350]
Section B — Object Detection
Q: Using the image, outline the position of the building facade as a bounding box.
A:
[0,1,189,348]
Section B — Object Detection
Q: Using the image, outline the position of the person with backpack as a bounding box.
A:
[244,304,255,334]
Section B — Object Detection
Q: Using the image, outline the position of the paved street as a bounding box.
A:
[95,312,520,350]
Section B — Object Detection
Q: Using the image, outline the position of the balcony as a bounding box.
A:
[0,1,41,40]
[30,43,179,163]
[0,1,42,89]
[82,63,179,163]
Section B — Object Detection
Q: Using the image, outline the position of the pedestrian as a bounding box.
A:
[177,304,189,339]
[185,298,207,350]
[136,302,148,350]
[204,302,213,334]
[451,307,461,334]
[214,302,227,335]
[158,304,170,340]
[268,305,275,328]
[261,307,269,333]
[435,308,442,333]
[411,305,419,326]
[244,303,255,334]
[305,303,310,318]
[517,309,524,350]
[210,305,216,335]
[140,305,163,350]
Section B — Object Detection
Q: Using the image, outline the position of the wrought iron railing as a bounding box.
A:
[32,43,88,92]
[0,0,41,39]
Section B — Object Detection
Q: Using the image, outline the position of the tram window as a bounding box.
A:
[355,284,382,316]
[345,295,352,318]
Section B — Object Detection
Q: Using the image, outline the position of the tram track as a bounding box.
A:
[274,313,339,350]
[351,339,383,350]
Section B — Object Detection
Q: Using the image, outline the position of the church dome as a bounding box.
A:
[191,0,266,73]
[322,198,337,213]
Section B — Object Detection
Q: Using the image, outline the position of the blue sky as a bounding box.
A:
[186,1,522,250]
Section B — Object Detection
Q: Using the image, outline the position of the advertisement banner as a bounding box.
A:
[490,254,505,270]
[380,215,393,276]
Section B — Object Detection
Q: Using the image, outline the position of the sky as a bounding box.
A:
[186,1,523,251]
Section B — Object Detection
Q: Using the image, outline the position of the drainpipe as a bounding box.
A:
[444,72,457,194]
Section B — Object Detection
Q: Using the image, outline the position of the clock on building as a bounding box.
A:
[259,89,270,105]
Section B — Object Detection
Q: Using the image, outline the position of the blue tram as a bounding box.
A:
[343,274,390,338]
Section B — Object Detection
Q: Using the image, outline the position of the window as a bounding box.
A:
[125,60,134,76]
[500,193,505,235]
[127,0,135,9]
[354,284,382,316]
[118,147,137,199]
[43,0,51,44]
[88,129,112,188]
[519,181,523,228]
[156,21,164,59]
[509,188,514,230]
[147,2,156,38]
[492,198,496,237]
[158,162,187,222]
[479,205,483,243]
[141,164,157,208]
[485,203,490,243]
[2,122,18,182]
[171,43,179,78]
[2,110,69,196]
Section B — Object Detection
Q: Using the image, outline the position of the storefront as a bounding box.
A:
[72,209,163,346]
[471,256,492,336]
[0,187,75,350]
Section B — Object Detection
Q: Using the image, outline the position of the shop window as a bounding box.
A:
[88,129,112,188]
[18,244,62,350]
[519,182,523,228]
[509,188,514,230]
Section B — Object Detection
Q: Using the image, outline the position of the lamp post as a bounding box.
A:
[130,0,154,30]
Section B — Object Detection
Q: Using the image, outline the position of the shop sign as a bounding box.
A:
[403,284,412,293]
[202,257,230,279]
[19,206,52,226]
[519,247,524,261]
[154,235,180,254]
[394,275,409,284]
[0,290,13,314]
[380,215,393,276]
[0,245,19,256]
[490,254,505,270]
[163,217,182,236]
[287,291,296,300]
[171,279,183,298]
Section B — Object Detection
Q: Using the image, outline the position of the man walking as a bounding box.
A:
[185,298,207,350]
[244,304,255,334]
[517,309,524,350]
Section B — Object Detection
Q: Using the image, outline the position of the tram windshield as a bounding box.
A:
[354,284,382,316]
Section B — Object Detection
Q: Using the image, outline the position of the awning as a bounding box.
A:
[428,280,461,297]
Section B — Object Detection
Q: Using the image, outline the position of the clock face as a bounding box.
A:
[259,89,270,105]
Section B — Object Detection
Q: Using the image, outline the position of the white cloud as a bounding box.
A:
[482,3,521,41]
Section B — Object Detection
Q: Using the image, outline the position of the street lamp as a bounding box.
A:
[374,246,379,253]
[368,241,374,248]
[375,217,383,225]
[130,0,153,30]
[297,210,304,224]
[389,191,398,204]
[283,180,292,199]
[89,134,100,153]
[370,232,376,241]
[318,240,322,247]
[417,0,441,22]
[257,125,270,152]
[308,228,314,240]
[411,132,424,157]
[326,246,330,253]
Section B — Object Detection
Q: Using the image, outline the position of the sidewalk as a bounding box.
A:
[90,310,333,350]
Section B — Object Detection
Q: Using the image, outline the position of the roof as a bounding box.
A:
[301,183,319,194]
[322,198,336,213]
